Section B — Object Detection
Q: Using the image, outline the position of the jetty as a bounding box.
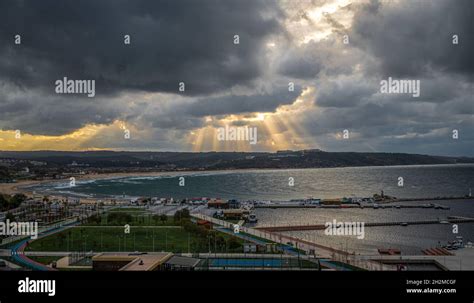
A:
[255,217,474,232]
[254,203,452,209]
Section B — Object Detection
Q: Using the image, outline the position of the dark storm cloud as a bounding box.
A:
[0,0,282,96]
[277,52,322,79]
[0,0,287,137]
[276,0,473,156]
[298,101,474,156]
[141,86,303,131]
[315,76,376,108]
[314,72,472,110]
[350,0,474,78]
[0,0,472,156]
[183,86,302,116]
[0,85,121,135]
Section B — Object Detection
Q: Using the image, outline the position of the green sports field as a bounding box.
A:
[26,226,242,253]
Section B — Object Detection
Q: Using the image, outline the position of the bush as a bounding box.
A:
[87,214,102,225]
[173,209,190,222]
[107,212,133,225]
[227,237,241,249]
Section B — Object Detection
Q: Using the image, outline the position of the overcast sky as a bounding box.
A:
[0,0,472,156]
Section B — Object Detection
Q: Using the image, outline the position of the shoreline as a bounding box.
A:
[0,171,175,197]
[0,169,265,198]
[1,164,472,201]
[0,167,328,196]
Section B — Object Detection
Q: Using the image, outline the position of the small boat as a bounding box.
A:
[400,222,408,226]
[247,213,258,223]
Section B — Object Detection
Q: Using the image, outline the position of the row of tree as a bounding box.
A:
[177,210,241,251]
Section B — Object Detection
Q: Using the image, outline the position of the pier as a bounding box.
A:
[255,218,474,232]
[254,204,452,209]
[252,197,473,209]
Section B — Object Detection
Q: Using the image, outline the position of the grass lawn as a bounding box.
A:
[26,226,243,253]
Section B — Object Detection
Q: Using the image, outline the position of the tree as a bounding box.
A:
[160,214,168,224]
[215,235,225,249]
[173,208,190,223]
[180,208,190,218]
[88,214,101,225]
[227,238,241,250]
[10,193,27,207]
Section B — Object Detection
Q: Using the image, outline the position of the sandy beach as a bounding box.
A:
[0,179,46,195]
[0,171,172,196]
[0,170,229,197]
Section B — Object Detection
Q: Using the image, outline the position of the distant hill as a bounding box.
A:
[0,150,472,171]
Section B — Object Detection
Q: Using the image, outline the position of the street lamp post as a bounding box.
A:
[188,233,190,254]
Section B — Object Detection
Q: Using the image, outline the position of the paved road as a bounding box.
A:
[214,227,268,246]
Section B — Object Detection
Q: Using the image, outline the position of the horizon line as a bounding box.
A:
[0,149,473,159]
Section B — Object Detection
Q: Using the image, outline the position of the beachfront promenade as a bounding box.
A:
[191,213,396,271]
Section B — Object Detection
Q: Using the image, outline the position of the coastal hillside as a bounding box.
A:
[0,150,472,172]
